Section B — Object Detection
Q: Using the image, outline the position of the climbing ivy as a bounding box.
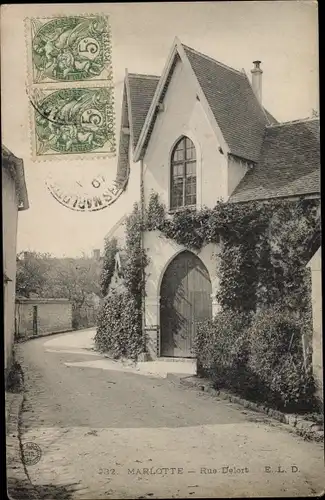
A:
[124,202,149,309]
[95,202,149,360]
[96,190,319,364]
[143,192,319,408]
[144,191,320,314]
[100,237,118,297]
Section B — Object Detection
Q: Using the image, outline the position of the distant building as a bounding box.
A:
[93,249,101,261]
[2,146,29,383]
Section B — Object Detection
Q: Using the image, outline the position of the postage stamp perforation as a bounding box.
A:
[28,97,117,163]
[27,85,116,161]
[24,12,110,21]
[26,14,112,84]
[25,14,116,161]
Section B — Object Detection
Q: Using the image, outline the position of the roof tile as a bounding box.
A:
[127,73,160,148]
[229,119,320,203]
[182,44,269,162]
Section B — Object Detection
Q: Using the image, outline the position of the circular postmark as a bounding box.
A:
[45,169,127,212]
[22,442,42,466]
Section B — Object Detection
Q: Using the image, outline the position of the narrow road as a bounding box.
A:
[16,329,324,499]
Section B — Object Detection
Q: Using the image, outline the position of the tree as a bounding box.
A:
[46,257,102,307]
[16,251,52,297]
[16,251,103,329]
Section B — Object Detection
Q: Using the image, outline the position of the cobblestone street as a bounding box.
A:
[9,330,325,499]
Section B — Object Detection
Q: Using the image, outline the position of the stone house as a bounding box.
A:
[2,146,29,383]
[111,38,320,363]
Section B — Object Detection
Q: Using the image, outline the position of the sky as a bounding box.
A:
[1,2,319,257]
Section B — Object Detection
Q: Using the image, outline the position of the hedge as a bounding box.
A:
[194,307,317,413]
[95,290,146,361]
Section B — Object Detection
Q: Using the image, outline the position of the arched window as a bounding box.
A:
[170,136,197,210]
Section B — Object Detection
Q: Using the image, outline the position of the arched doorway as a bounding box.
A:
[160,251,212,358]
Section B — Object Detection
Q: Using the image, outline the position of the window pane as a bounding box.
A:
[186,161,196,175]
[171,137,196,209]
[173,139,185,162]
[173,163,184,177]
[185,138,196,160]
[171,178,184,209]
[185,176,196,206]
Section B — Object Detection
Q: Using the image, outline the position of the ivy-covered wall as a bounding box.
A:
[142,191,320,410]
[96,190,320,370]
[145,192,319,317]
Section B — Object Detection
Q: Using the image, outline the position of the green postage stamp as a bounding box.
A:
[30,86,116,158]
[26,15,116,159]
[27,16,112,83]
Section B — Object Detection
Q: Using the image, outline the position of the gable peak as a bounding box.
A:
[180,42,243,76]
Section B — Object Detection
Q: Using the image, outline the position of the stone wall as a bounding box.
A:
[15,299,72,339]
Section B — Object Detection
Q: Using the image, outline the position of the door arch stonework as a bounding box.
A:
[159,250,212,358]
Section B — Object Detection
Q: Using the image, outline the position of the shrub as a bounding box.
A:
[194,311,252,391]
[194,307,317,412]
[6,359,24,393]
[247,306,316,411]
[95,290,146,361]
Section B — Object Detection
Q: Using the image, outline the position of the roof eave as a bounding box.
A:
[229,191,321,204]
[124,69,136,149]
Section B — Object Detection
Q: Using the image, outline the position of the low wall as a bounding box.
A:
[15,298,73,340]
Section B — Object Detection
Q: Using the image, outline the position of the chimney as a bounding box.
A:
[251,60,262,104]
[93,249,100,260]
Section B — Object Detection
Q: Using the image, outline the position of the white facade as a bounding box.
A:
[2,167,19,378]
[2,147,29,381]
[143,58,229,210]
[307,247,323,401]
[141,57,233,358]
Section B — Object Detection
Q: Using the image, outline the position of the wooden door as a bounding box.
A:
[160,251,212,357]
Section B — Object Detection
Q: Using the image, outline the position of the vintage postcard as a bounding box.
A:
[2,2,323,499]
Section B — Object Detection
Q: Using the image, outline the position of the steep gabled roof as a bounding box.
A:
[182,44,269,161]
[115,83,131,187]
[115,73,159,187]
[229,118,320,203]
[134,38,274,162]
[127,73,160,148]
